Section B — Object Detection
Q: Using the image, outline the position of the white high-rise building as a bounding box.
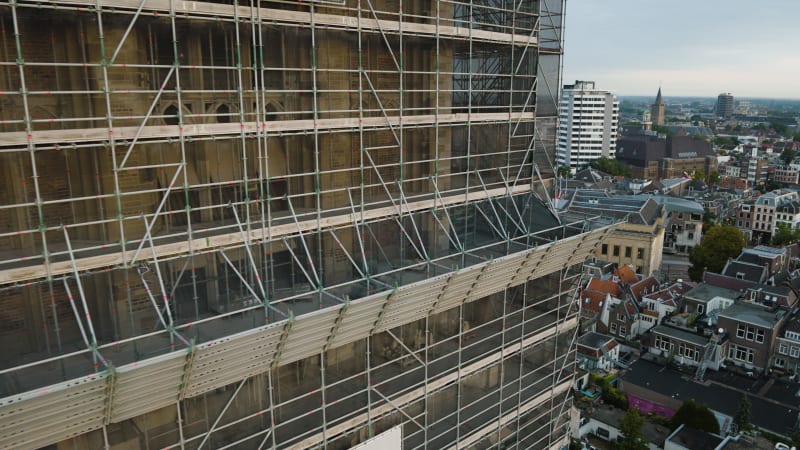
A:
[556,80,620,172]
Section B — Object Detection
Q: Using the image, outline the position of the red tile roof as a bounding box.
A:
[581,290,608,314]
[587,278,622,297]
[630,276,661,301]
[615,265,638,284]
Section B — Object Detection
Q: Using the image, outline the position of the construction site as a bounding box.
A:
[0,0,616,448]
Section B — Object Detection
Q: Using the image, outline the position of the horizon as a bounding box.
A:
[562,0,800,100]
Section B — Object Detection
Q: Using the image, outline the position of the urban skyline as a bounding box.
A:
[562,0,800,99]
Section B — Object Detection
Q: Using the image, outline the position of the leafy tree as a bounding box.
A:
[781,147,797,165]
[688,225,745,281]
[734,394,752,432]
[653,125,674,136]
[793,133,800,142]
[707,171,721,185]
[590,156,631,177]
[618,409,648,450]
[771,122,789,134]
[670,399,720,434]
[758,180,782,193]
[557,165,572,178]
[772,223,800,246]
[692,171,705,181]
[713,136,739,147]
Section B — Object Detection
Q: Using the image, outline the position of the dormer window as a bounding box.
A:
[736,272,745,280]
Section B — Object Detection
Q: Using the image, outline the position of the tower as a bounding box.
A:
[651,86,666,126]
[557,80,620,171]
[0,1,613,449]
[717,92,735,118]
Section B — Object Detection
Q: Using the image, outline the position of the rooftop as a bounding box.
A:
[718,302,785,329]
[578,332,616,350]
[683,283,741,303]
[621,359,798,437]
[722,260,766,283]
[651,324,709,347]
[666,425,722,450]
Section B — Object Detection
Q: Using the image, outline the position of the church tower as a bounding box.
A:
[651,87,665,126]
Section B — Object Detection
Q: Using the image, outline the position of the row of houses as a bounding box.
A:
[579,244,800,378]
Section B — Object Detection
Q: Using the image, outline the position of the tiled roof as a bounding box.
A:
[581,290,608,314]
[630,276,661,301]
[615,265,638,284]
[587,278,622,297]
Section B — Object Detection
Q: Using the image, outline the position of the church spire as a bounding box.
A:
[655,86,663,104]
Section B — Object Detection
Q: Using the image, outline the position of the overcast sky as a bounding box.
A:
[561,0,800,99]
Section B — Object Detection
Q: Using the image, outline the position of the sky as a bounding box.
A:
[561,0,800,99]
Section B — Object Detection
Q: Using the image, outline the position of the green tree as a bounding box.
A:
[781,147,797,165]
[688,225,745,281]
[734,394,752,433]
[772,223,800,246]
[713,136,739,147]
[670,399,720,434]
[653,125,673,136]
[771,122,789,134]
[707,171,721,185]
[692,171,705,181]
[590,156,631,177]
[618,409,648,450]
[793,133,800,142]
[557,165,572,179]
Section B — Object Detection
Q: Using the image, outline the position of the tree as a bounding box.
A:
[733,394,752,433]
[557,165,572,179]
[772,223,800,246]
[713,136,739,147]
[781,147,797,166]
[653,125,673,136]
[688,225,745,281]
[590,156,631,177]
[707,171,721,185]
[618,409,648,450]
[692,171,705,182]
[771,121,789,134]
[670,399,720,434]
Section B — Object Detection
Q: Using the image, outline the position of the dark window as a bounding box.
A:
[625,247,632,258]
[613,245,620,257]
[601,244,608,255]
[637,248,644,259]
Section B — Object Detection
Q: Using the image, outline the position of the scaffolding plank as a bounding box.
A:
[45,0,537,46]
[0,112,535,147]
[0,374,107,449]
[0,185,532,286]
[110,352,186,422]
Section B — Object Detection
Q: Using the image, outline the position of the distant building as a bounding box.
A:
[577,332,620,372]
[616,134,717,180]
[718,302,788,372]
[772,166,800,185]
[716,92,734,118]
[561,191,666,276]
[556,80,620,171]
[651,87,666,126]
[750,189,800,242]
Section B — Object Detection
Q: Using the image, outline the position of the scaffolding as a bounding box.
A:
[0,0,616,449]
